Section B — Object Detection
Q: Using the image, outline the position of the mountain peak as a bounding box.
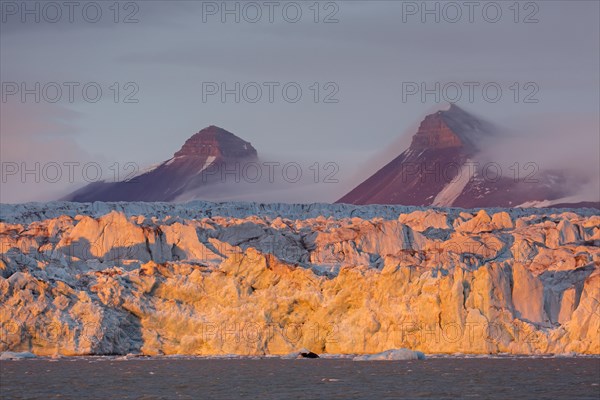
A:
[199,125,234,135]
[64,125,259,202]
[174,126,257,159]
[337,105,576,207]
[409,104,493,151]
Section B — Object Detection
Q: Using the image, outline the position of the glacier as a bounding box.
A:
[0,201,598,357]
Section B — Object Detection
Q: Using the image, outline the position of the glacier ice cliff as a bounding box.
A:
[0,202,598,356]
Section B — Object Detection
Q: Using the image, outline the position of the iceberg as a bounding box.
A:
[353,349,426,361]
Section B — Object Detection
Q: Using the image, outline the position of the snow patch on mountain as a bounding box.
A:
[432,160,475,207]
[197,156,216,175]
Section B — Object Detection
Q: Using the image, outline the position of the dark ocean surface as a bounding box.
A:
[1,357,599,399]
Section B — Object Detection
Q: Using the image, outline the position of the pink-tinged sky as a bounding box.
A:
[1,1,598,203]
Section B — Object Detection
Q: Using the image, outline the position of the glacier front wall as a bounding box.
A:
[0,202,598,356]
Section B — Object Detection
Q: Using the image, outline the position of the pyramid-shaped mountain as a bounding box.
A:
[65,126,258,202]
[337,105,570,207]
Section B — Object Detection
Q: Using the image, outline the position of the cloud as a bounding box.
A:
[1,1,598,204]
[476,112,600,202]
[0,102,102,203]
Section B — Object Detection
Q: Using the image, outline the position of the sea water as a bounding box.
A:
[1,356,599,399]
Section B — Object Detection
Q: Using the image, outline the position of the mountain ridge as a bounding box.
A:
[61,110,597,208]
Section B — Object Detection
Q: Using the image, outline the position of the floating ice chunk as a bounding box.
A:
[353,349,425,361]
[0,351,37,360]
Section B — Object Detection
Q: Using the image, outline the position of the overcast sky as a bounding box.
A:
[1,0,598,203]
